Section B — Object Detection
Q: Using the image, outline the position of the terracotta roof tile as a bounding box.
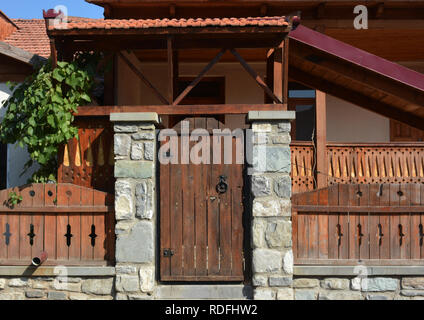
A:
[4,19,50,58]
[3,17,101,58]
[50,16,290,31]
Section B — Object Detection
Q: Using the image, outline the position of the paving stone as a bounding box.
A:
[269,276,293,287]
[115,161,153,179]
[81,278,114,295]
[139,266,155,293]
[362,278,398,292]
[251,175,271,197]
[254,288,276,300]
[402,277,424,290]
[277,288,294,300]
[252,249,282,273]
[321,278,350,290]
[293,278,320,288]
[144,142,155,161]
[273,176,291,199]
[114,134,131,156]
[401,290,424,297]
[48,291,67,300]
[131,142,143,160]
[116,221,154,263]
[318,291,362,300]
[25,290,45,298]
[265,220,292,248]
[8,278,29,287]
[252,198,280,217]
[135,180,153,220]
[252,275,268,287]
[295,289,317,300]
[114,124,138,133]
[132,132,155,140]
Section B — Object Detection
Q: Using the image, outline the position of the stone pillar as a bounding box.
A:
[110,112,159,300]
[247,111,296,300]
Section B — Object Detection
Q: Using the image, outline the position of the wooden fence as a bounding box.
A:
[58,118,115,194]
[292,183,424,265]
[0,184,114,266]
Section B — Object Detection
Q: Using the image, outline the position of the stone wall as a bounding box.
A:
[111,113,158,300]
[0,276,114,300]
[293,276,424,300]
[248,111,296,300]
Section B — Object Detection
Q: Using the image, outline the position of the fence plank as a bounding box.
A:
[0,214,7,259]
[19,214,31,260]
[44,214,56,260]
[56,214,69,260]
[7,213,19,260]
[68,214,81,261]
[93,214,106,260]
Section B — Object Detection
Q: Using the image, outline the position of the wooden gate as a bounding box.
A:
[160,118,245,281]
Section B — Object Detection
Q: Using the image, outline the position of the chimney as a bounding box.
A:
[43,9,64,28]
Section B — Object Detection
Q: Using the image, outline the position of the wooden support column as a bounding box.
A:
[269,39,289,109]
[167,36,179,105]
[315,90,327,188]
[50,39,57,68]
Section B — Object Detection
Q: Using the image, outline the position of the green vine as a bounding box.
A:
[7,191,22,207]
[0,53,103,183]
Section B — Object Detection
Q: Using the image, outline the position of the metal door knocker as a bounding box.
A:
[216,175,228,194]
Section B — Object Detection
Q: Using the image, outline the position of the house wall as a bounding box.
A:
[326,94,391,143]
[116,61,391,142]
[0,83,40,188]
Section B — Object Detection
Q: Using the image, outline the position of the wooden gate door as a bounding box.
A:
[160,118,245,281]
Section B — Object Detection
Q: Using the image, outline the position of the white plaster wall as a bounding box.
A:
[116,61,391,142]
[117,61,266,105]
[0,83,39,188]
[326,94,390,142]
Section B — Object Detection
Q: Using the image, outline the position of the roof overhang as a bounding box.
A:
[289,25,424,130]
[47,16,293,50]
[0,41,46,66]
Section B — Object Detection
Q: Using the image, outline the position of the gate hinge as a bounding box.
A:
[163,249,175,257]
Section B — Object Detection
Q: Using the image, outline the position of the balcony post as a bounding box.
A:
[315,90,327,188]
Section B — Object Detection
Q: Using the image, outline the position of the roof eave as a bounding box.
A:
[0,41,47,66]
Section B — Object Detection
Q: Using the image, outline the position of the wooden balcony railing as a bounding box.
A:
[327,143,424,185]
[291,141,315,193]
[290,142,424,193]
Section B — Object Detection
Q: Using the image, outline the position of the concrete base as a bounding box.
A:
[156,285,253,300]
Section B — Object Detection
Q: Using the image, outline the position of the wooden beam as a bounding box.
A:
[273,44,283,105]
[173,49,226,106]
[169,4,176,17]
[315,90,327,188]
[290,40,424,107]
[230,48,282,104]
[376,2,385,19]
[260,4,267,16]
[119,51,169,105]
[266,48,274,104]
[289,66,424,131]
[50,39,57,69]
[76,104,285,117]
[167,36,178,104]
[282,38,289,106]
[316,2,326,19]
